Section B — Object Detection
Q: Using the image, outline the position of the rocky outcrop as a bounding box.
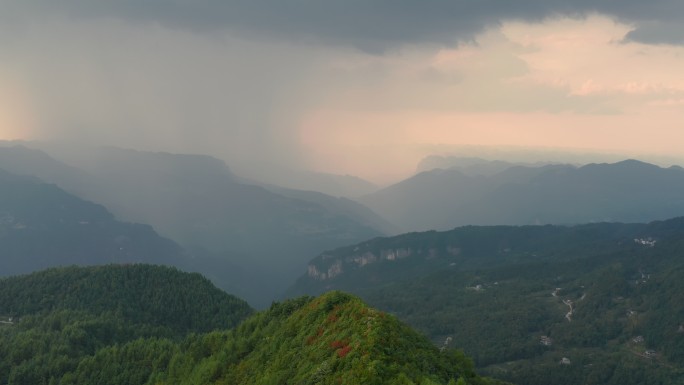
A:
[307,246,461,280]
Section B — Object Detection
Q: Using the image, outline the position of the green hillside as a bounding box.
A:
[0,265,253,384]
[0,266,501,385]
[289,218,684,384]
[64,291,505,385]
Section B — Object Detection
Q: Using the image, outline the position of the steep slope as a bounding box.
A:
[0,168,186,275]
[0,265,253,384]
[289,218,684,384]
[360,160,684,232]
[65,291,505,385]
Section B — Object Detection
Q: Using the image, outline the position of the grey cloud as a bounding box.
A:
[624,21,684,45]
[0,18,321,172]
[5,1,684,49]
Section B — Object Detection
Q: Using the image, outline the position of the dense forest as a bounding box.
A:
[0,265,253,384]
[63,292,505,385]
[0,265,503,385]
[290,218,684,384]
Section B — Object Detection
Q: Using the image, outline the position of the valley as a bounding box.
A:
[1,141,684,384]
[290,219,684,384]
[5,2,684,383]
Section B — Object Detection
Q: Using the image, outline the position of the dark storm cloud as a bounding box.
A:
[7,0,684,49]
[624,22,684,45]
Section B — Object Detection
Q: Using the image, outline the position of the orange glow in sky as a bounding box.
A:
[3,14,684,184]
[0,95,32,142]
[299,108,684,183]
[296,16,684,183]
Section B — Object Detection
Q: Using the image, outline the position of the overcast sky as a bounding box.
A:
[1,1,684,182]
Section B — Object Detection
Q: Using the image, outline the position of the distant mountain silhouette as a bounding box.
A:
[416,155,559,175]
[243,167,378,197]
[360,159,684,232]
[0,144,387,307]
[0,144,95,195]
[0,168,186,276]
[63,147,384,264]
[264,185,398,235]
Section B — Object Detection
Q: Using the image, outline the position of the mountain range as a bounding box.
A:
[0,143,389,306]
[0,168,187,276]
[3,140,684,383]
[359,159,684,232]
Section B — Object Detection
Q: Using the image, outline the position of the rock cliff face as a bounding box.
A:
[287,220,680,297]
[306,245,463,281]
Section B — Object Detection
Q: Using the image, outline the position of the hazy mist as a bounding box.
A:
[2,1,684,184]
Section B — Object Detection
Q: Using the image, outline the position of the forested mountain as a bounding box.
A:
[0,143,387,307]
[0,265,253,384]
[0,267,501,385]
[289,218,684,384]
[0,168,187,275]
[64,292,504,385]
[359,160,684,232]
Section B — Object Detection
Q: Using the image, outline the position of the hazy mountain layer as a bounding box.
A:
[0,144,386,307]
[0,168,187,275]
[360,159,684,232]
[266,185,398,235]
[288,218,684,384]
[416,156,560,175]
[243,166,379,198]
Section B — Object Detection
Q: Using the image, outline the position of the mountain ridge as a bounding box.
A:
[359,159,684,232]
[288,218,684,384]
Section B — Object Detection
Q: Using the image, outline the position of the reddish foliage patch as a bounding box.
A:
[306,327,325,345]
[327,313,339,323]
[338,345,352,358]
[330,340,346,349]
